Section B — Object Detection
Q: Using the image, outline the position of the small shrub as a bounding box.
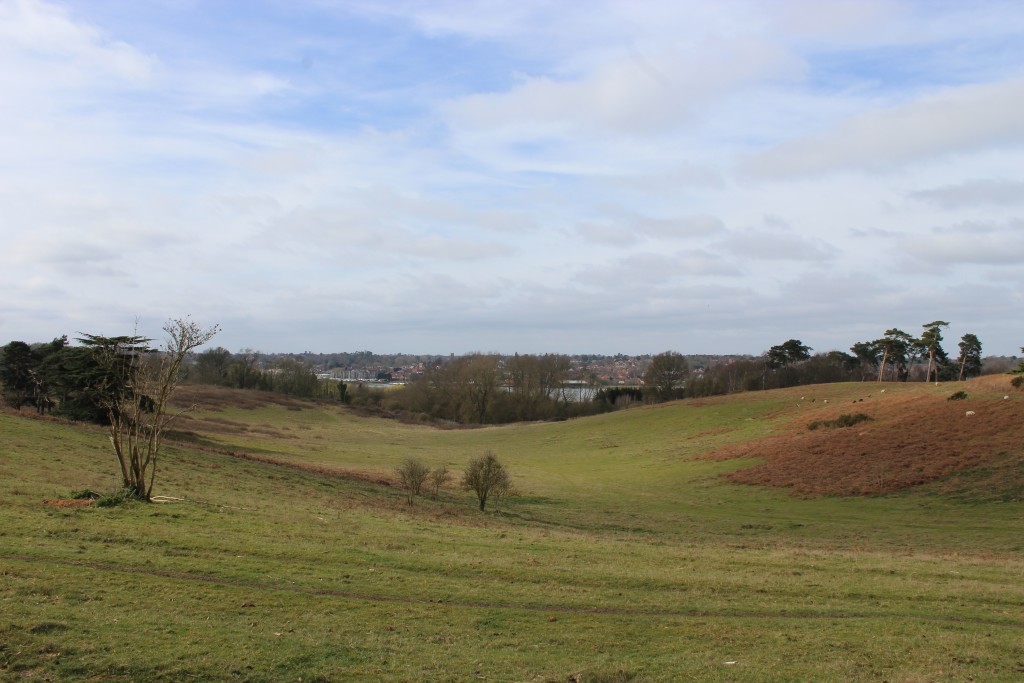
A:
[463,451,511,511]
[808,413,872,431]
[96,488,137,508]
[429,465,452,496]
[69,489,101,500]
[1011,375,1024,389]
[948,390,968,401]
[395,457,431,504]
[834,413,872,428]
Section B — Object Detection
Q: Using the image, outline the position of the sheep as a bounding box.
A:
[965,410,976,417]
[1004,395,1010,400]
[880,389,886,394]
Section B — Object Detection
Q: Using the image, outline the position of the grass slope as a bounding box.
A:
[1,378,1022,681]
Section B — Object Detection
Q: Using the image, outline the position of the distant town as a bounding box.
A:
[266,350,1021,387]
[273,351,756,386]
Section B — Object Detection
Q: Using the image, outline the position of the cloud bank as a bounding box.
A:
[2,0,1023,355]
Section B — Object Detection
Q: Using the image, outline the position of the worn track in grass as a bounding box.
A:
[4,552,1022,629]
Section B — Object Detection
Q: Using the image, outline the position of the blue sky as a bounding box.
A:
[2,0,1023,355]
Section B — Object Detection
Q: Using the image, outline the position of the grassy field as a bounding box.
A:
[1,380,1022,681]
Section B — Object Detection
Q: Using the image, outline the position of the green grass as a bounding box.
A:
[1,381,1023,681]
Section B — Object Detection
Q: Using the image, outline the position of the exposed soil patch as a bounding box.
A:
[43,499,93,508]
[707,377,1024,497]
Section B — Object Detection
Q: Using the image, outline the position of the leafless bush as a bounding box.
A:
[429,464,452,496]
[462,451,510,511]
[395,457,431,504]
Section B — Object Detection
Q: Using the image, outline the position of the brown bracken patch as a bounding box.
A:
[706,376,1024,497]
[44,499,93,508]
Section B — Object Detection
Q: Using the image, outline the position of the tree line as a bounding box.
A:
[687,322,983,397]
[0,339,337,421]
[0,319,999,430]
[188,347,338,399]
[358,353,608,423]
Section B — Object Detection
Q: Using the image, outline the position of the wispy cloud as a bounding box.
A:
[908,179,1024,208]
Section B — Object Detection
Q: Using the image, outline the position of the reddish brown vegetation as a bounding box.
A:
[707,376,1023,497]
[43,499,93,508]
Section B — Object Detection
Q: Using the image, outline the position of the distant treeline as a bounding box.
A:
[0,339,340,423]
[186,347,338,400]
[3,323,1018,427]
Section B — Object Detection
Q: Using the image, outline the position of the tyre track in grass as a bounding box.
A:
[4,552,1023,629]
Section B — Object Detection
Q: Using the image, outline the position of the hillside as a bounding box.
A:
[1,377,1022,681]
[168,375,1024,506]
[705,375,1024,498]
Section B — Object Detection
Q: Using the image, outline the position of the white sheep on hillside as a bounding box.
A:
[965,410,976,417]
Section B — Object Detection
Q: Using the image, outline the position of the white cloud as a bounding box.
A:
[908,179,1024,208]
[743,78,1024,178]
[575,209,724,245]
[0,0,154,88]
[720,228,837,262]
[445,38,801,137]
[906,220,1024,266]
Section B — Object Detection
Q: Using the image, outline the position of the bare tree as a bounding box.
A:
[461,354,501,423]
[428,464,452,497]
[80,318,219,501]
[395,457,431,504]
[643,351,689,402]
[507,353,570,419]
[462,451,510,511]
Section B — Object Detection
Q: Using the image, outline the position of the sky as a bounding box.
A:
[2,0,1023,356]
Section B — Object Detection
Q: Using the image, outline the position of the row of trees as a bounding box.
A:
[0,320,997,429]
[188,347,337,399]
[848,322,982,383]
[375,353,605,424]
[681,324,983,400]
[0,335,124,422]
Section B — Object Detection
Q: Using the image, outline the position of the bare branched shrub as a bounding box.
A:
[429,464,452,497]
[462,451,510,511]
[395,457,431,504]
